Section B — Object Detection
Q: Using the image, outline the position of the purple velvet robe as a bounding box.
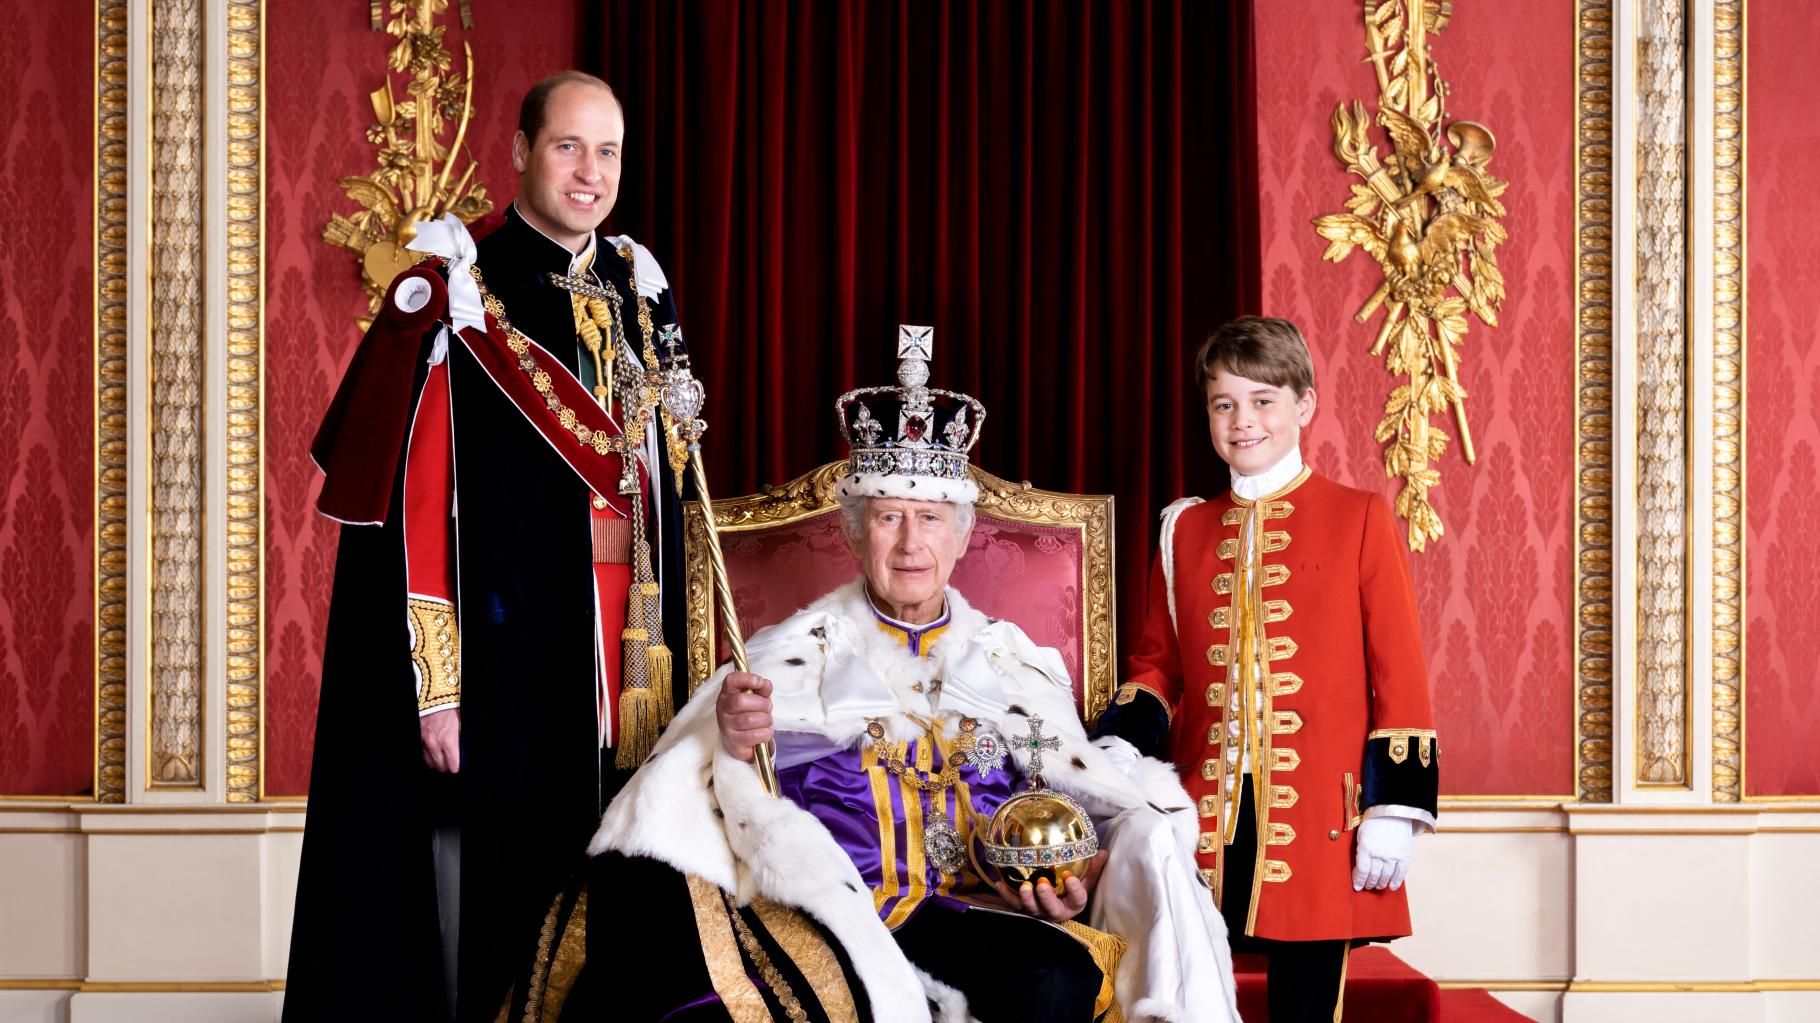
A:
[775,603,1024,928]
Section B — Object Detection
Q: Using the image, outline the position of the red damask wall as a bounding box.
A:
[263,0,580,796]
[1252,1,1578,795]
[1743,0,1820,798]
[0,2,95,796]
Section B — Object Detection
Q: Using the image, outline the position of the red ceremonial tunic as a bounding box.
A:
[1124,469,1437,942]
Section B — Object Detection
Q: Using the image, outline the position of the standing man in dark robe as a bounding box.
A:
[284,71,698,1022]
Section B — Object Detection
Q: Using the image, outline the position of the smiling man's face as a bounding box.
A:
[849,498,971,625]
[511,82,624,251]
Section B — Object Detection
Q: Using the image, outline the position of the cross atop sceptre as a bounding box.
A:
[658,324,685,363]
[1012,715,1063,781]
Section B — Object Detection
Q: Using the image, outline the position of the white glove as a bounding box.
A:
[1352,816,1415,891]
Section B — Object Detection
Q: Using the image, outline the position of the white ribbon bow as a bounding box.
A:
[605,233,671,296]
[406,214,489,336]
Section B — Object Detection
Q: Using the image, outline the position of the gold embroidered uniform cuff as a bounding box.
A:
[1362,728,1437,817]
[408,597,461,714]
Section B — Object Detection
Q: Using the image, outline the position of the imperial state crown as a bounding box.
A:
[835,326,987,504]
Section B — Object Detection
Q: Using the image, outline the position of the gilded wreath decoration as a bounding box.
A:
[323,0,490,326]
[1312,0,1508,551]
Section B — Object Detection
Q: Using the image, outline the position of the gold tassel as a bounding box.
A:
[615,626,658,770]
[647,644,674,726]
[634,580,674,726]
[613,689,658,769]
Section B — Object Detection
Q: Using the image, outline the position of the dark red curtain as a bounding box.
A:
[590,0,1256,652]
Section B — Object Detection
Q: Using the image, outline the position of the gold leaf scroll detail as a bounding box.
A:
[1574,0,1615,804]
[322,0,492,324]
[1311,0,1508,551]
[1710,0,1743,802]
[96,0,130,801]
[224,0,265,802]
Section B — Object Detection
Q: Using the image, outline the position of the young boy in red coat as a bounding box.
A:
[1096,316,1439,1022]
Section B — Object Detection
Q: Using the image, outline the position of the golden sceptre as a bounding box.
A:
[655,335,780,797]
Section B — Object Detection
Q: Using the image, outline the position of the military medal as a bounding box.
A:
[948,716,1007,782]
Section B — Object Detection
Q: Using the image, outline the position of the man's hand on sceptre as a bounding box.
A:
[717,671,774,762]
[421,709,461,774]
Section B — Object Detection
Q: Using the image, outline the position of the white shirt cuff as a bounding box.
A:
[1363,803,1436,834]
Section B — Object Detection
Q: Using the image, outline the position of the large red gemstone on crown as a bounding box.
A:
[904,415,927,441]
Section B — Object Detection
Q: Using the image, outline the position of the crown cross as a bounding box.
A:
[898,324,933,362]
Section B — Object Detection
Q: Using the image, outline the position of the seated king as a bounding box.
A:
[537,330,1240,1023]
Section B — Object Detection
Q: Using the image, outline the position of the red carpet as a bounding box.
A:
[1235,947,1439,1023]
[1234,946,1530,1022]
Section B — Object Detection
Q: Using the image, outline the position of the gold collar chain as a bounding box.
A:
[464,262,661,480]
[865,715,983,793]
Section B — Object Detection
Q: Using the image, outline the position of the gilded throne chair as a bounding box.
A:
[682,460,1118,724]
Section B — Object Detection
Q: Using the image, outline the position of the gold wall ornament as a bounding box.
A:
[224,0,265,802]
[95,0,129,802]
[323,0,491,323]
[1311,0,1509,551]
[1574,0,1615,803]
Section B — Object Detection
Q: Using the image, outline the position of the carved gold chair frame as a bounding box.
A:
[682,461,1118,723]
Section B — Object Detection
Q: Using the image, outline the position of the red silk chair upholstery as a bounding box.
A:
[682,462,1117,721]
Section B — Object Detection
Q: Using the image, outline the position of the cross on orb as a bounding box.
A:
[1013,715,1062,778]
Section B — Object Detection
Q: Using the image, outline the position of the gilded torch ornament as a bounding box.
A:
[1312,0,1508,551]
[325,0,492,325]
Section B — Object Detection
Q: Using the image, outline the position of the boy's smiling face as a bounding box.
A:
[1204,368,1317,476]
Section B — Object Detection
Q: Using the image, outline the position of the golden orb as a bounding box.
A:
[982,788,1100,888]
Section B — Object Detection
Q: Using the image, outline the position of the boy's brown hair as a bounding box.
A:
[1194,316,1315,396]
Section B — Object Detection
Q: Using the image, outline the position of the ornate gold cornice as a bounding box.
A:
[95,0,129,803]
[1635,0,1691,788]
[149,0,205,787]
[223,0,264,803]
[1575,0,1615,803]
[1711,0,1744,802]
